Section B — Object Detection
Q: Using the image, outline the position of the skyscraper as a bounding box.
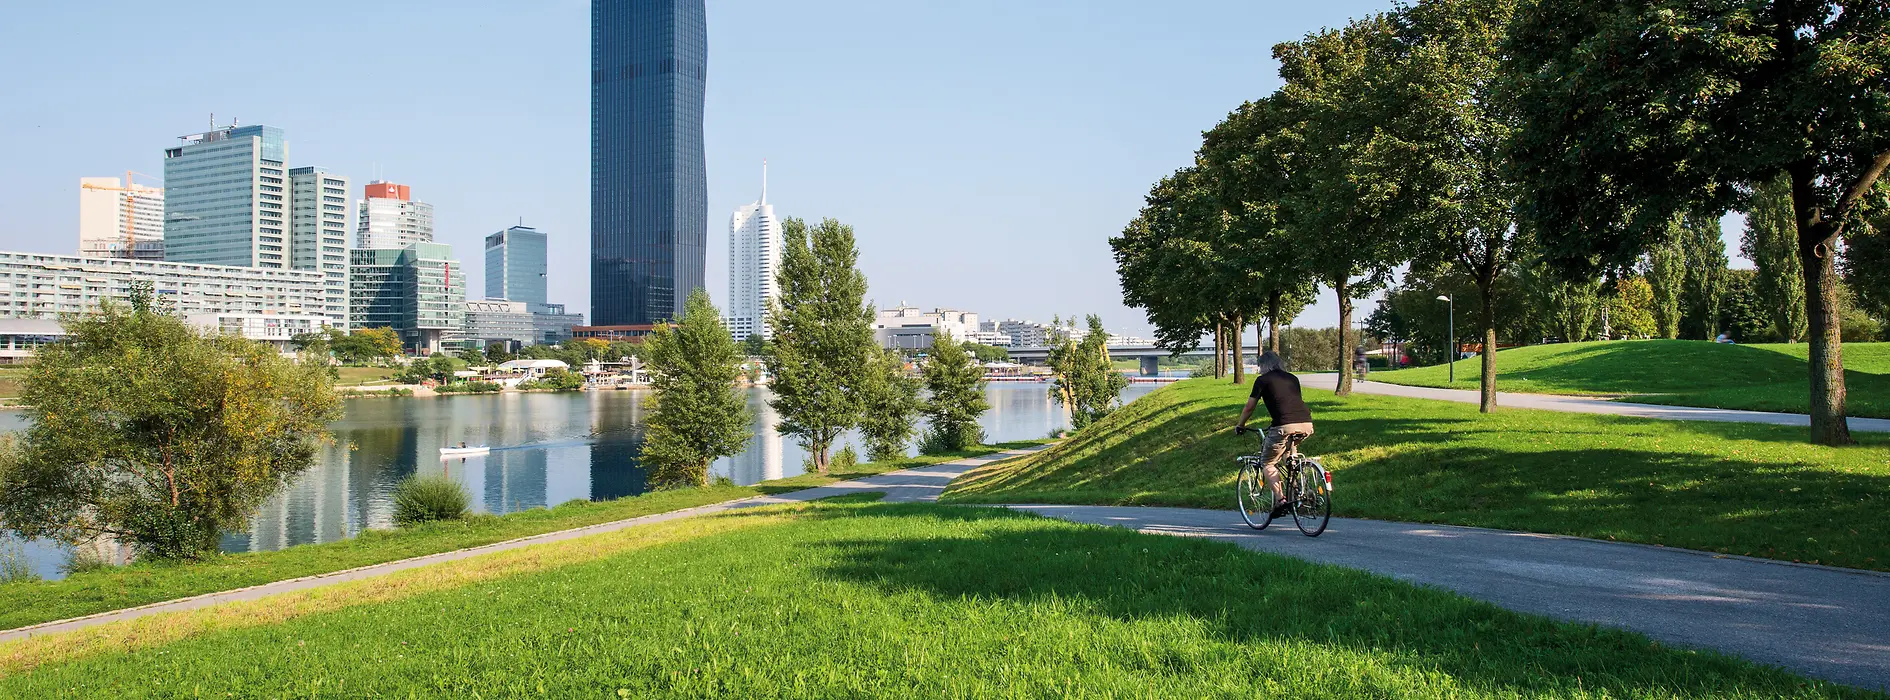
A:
[726,163,779,342]
[356,181,434,249]
[485,225,548,309]
[289,167,352,327]
[162,124,289,268]
[78,175,165,260]
[591,0,708,325]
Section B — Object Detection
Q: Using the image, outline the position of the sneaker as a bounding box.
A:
[1268,499,1292,518]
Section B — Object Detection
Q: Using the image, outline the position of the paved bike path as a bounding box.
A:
[0,449,1044,644]
[1300,373,1890,432]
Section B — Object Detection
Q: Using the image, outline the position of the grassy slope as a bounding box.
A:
[1,501,1863,698]
[1370,340,1890,417]
[945,379,1890,571]
[0,445,1038,631]
[334,366,395,386]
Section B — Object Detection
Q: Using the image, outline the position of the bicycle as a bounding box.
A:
[1234,432,1331,536]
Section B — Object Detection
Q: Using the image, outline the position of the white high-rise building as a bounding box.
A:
[726,163,780,342]
[78,176,165,260]
[289,167,351,327]
[355,181,434,249]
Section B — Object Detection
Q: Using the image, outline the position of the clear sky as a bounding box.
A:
[0,0,1746,337]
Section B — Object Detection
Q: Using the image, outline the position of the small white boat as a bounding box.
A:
[439,445,490,457]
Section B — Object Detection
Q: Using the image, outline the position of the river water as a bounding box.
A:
[10,381,1166,579]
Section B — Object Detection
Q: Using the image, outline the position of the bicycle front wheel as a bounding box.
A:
[1291,460,1331,537]
[1236,461,1273,530]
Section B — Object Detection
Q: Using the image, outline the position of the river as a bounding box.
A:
[9,381,1167,579]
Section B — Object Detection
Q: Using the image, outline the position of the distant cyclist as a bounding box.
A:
[1233,351,1314,518]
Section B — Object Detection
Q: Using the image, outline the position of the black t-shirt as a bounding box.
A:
[1249,370,1313,427]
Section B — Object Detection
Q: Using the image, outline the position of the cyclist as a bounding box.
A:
[1233,350,1314,518]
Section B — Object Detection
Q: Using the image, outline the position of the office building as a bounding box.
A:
[78,176,165,260]
[992,319,1052,348]
[348,242,465,354]
[485,226,548,308]
[289,167,352,327]
[725,164,779,342]
[163,124,290,268]
[462,299,537,350]
[355,181,434,249]
[872,306,987,351]
[0,250,328,337]
[591,0,708,325]
[530,302,585,345]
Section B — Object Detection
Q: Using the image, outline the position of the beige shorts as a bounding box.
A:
[1259,422,1314,472]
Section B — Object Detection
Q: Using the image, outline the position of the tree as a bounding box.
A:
[1644,230,1686,340]
[1272,14,1413,397]
[766,217,876,474]
[857,347,921,462]
[640,289,750,488]
[456,348,486,366]
[1046,316,1131,430]
[1505,0,1890,444]
[332,327,401,365]
[742,334,769,358]
[1743,174,1809,343]
[484,343,516,365]
[1607,277,1659,340]
[1720,270,1775,342]
[919,335,989,452]
[1679,212,1730,340]
[0,292,340,559]
[395,355,464,384]
[962,343,1009,363]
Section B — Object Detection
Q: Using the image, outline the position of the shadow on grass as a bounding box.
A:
[805,504,1858,698]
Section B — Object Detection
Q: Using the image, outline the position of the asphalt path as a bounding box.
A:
[1300,373,1890,432]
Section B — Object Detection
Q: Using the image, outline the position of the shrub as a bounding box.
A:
[436,381,503,394]
[392,475,471,525]
[0,539,37,584]
[919,423,985,455]
[60,546,111,576]
[831,445,860,472]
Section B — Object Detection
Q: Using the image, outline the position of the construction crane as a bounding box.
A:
[80,171,160,258]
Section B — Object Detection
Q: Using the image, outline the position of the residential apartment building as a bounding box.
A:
[726,164,779,342]
[484,226,547,308]
[348,242,465,354]
[162,124,290,268]
[78,176,165,260]
[992,319,1052,348]
[356,181,434,249]
[289,167,351,327]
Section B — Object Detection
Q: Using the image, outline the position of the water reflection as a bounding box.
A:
[6,381,1164,577]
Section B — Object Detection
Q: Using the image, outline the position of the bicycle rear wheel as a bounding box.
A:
[1236,461,1273,530]
[1291,459,1331,537]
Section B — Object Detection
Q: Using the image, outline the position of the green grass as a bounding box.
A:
[1,501,1864,698]
[334,366,395,386]
[945,379,1890,571]
[1371,340,1890,417]
[0,444,1040,631]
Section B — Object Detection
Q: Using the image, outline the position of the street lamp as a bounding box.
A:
[1436,295,1455,383]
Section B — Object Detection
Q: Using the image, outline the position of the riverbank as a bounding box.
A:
[0,443,1042,632]
[0,500,1857,697]
[944,378,1890,572]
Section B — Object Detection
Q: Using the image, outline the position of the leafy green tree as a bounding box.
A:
[1046,316,1131,430]
[1607,277,1659,340]
[333,327,402,365]
[918,336,988,452]
[1743,174,1809,343]
[1504,0,1890,444]
[640,289,750,488]
[1644,230,1686,340]
[857,347,921,462]
[1720,270,1775,342]
[962,343,1009,363]
[456,348,486,366]
[484,343,516,365]
[742,334,770,358]
[1679,213,1730,340]
[766,217,876,474]
[0,292,341,559]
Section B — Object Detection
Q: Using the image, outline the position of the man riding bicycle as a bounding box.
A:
[1233,351,1313,519]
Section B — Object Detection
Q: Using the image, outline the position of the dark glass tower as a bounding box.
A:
[591,0,708,326]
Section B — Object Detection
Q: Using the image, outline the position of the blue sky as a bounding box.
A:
[0,1,1744,336]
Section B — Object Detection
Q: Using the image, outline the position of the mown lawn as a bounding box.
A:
[945,379,1890,571]
[0,501,1862,698]
[0,444,1039,631]
[334,366,395,386]
[1371,340,1890,417]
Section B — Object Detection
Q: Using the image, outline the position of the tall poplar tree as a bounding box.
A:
[641,289,750,488]
[857,346,921,461]
[1644,228,1686,340]
[1680,213,1731,340]
[1743,174,1809,342]
[766,217,876,474]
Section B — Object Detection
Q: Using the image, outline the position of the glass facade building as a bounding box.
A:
[163,125,289,268]
[591,0,708,326]
[484,225,548,308]
[348,242,465,354]
[288,167,352,327]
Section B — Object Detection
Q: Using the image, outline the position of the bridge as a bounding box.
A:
[1005,343,1266,376]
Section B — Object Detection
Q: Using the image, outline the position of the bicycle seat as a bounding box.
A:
[1282,433,1309,452]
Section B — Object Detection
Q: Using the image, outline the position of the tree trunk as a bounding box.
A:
[1212,323,1223,378]
[1230,314,1244,385]
[1266,291,1281,354]
[1255,322,1265,372]
[1790,168,1853,445]
[1477,276,1498,413]
[1335,279,1353,397]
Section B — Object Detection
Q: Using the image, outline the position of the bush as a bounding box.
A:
[831,445,860,472]
[436,381,503,394]
[517,368,585,392]
[0,539,37,584]
[919,423,985,455]
[60,546,111,576]
[392,475,471,525]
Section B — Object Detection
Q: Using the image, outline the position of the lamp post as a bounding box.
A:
[1436,295,1455,383]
